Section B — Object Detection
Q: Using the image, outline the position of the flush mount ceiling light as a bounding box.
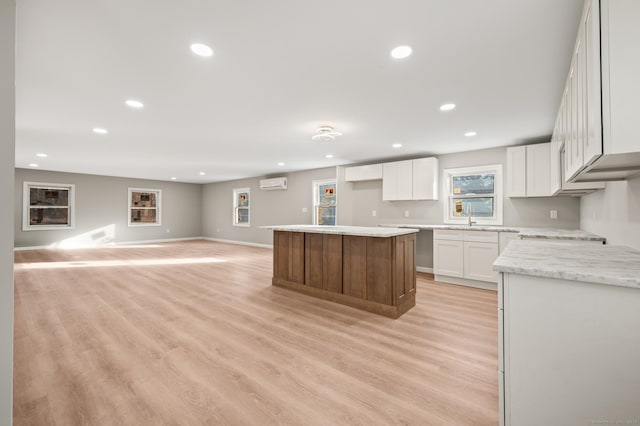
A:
[312,126,342,142]
[464,131,477,137]
[390,45,413,59]
[190,43,214,57]
[93,127,108,134]
[125,99,144,109]
[440,103,456,111]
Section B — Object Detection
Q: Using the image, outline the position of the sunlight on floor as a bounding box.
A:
[15,257,226,270]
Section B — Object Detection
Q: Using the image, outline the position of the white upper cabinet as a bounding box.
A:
[344,164,383,182]
[552,0,640,183]
[506,146,526,197]
[412,157,439,200]
[383,157,439,201]
[506,143,552,198]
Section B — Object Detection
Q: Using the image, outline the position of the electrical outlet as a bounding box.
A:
[302,207,308,213]
[550,210,558,219]
[372,210,377,217]
[404,210,410,218]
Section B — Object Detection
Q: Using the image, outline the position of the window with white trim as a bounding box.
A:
[443,165,503,225]
[23,181,75,231]
[312,179,337,226]
[233,188,250,227]
[128,188,161,226]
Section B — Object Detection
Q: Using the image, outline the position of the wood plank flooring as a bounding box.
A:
[13,240,498,425]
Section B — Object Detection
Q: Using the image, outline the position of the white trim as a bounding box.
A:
[442,164,503,226]
[202,237,273,249]
[232,187,251,227]
[22,181,75,231]
[128,187,162,227]
[14,236,204,251]
[434,274,498,291]
[416,266,434,274]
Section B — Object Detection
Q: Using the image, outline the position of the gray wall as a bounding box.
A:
[338,146,581,268]
[580,175,640,250]
[202,167,336,246]
[1,1,14,424]
[15,169,203,248]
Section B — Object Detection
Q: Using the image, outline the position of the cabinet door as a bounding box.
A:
[393,234,416,305]
[322,234,343,293]
[549,139,562,195]
[274,231,305,284]
[343,236,366,298]
[412,157,438,200]
[463,242,499,282]
[344,166,361,182]
[433,239,464,278]
[506,146,526,197]
[304,233,324,289]
[583,0,602,166]
[364,164,383,180]
[526,143,551,197]
[396,160,413,200]
[366,237,393,305]
[382,162,398,200]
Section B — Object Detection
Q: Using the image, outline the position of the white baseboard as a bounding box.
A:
[416,266,434,274]
[202,237,273,249]
[434,274,498,291]
[14,236,205,251]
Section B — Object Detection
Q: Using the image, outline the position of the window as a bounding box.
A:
[313,179,337,226]
[23,181,75,231]
[443,165,503,225]
[128,188,161,226]
[233,188,250,227]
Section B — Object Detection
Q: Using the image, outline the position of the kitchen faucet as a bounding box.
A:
[467,205,476,226]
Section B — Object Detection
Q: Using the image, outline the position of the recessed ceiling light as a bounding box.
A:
[190,43,214,57]
[29,163,39,168]
[392,143,402,148]
[325,154,334,159]
[440,103,456,111]
[171,177,177,180]
[36,153,48,158]
[390,45,413,59]
[93,127,108,134]
[278,162,285,166]
[464,131,477,137]
[125,99,144,109]
[199,172,206,176]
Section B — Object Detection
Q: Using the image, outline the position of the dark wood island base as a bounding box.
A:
[269,227,419,319]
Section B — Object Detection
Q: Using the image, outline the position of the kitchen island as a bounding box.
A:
[262,225,419,318]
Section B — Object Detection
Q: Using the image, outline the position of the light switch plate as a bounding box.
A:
[550,210,558,219]
[302,207,308,213]
[404,210,410,218]
[372,210,377,217]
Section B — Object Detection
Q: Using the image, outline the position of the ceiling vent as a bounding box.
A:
[259,177,288,190]
[312,125,342,142]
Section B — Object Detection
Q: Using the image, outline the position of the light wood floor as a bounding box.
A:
[14,240,498,425]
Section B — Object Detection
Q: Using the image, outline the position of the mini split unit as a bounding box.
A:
[259,177,287,190]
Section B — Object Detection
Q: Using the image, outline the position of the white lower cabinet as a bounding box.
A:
[499,272,640,425]
[434,229,502,289]
[463,242,499,282]
[433,239,463,278]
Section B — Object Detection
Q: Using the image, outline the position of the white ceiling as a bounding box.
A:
[15,0,585,183]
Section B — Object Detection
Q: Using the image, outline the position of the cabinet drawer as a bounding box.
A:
[463,230,498,243]
[434,229,463,241]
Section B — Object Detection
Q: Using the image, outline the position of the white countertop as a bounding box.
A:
[261,225,419,237]
[380,224,605,242]
[493,239,640,289]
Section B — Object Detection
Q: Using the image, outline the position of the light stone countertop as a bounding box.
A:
[261,225,419,237]
[379,224,605,242]
[493,239,640,289]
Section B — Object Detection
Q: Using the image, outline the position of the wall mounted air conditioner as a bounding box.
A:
[259,177,288,190]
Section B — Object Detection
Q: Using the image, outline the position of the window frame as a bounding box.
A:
[312,179,337,226]
[233,187,251,227]
[442,165,503,225]
[23,181,75,231]
[128,187,162,227]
